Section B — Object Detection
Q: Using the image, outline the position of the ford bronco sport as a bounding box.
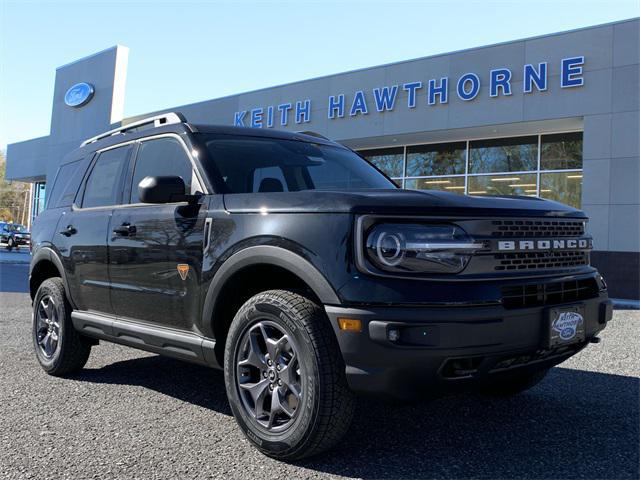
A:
[30,112,612,460]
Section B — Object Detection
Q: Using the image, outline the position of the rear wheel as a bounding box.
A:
[33,278,92,375]
[224,290,354,460]
[479,368,550,396]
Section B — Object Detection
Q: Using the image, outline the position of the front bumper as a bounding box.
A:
[325,292,612,398]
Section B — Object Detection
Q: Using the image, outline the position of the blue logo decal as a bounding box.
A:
[64,82,95,108]
[552,311,583,341]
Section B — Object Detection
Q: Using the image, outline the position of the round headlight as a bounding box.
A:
[375,231,405,266]
[364,222,482,274]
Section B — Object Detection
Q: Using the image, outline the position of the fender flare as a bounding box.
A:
[29,247,75,307]
[202,245,340,338]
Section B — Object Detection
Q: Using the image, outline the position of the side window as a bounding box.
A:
[81,146,131,208]
[130,137,193,203]
[47,160,86,209]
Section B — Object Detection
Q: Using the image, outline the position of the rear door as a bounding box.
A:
[55,145,132,314]
[108,135,207,330]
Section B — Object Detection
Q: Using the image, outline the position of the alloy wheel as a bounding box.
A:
[35,295,60,358]
[235,321,303,432]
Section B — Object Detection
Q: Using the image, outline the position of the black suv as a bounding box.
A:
[30,113,612,460]
[1,222,31,251]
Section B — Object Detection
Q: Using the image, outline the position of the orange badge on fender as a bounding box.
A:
[177,264,189,281]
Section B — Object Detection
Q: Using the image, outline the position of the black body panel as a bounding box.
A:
[54,208,114,314]
[222,189,584,217]
[108,202,206,330]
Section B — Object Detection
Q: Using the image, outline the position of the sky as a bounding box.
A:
[0,0,638,150]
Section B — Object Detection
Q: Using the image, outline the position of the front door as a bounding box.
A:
[108,136,206,330]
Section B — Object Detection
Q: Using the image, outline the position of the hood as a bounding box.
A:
[222,189,585,218]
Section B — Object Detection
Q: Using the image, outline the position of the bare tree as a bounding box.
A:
[0,151,31,224]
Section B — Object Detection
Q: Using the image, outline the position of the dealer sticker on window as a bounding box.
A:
[548,306,586,348]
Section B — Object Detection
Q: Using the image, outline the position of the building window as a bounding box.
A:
[540,172,583,207]
[405,176,465,192]
[469,136,538,173]
[468,173,538,196]
[31,182,46,222]
[357,131,583,207]
[406,142,466,176]
[540,132,583,170]
[359,147,404,181]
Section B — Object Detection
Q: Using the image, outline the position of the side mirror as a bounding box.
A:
[138,176,193,204]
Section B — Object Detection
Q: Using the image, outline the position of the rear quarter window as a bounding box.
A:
[47,159,88,208]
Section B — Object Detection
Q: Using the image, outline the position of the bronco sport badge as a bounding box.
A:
[177,264,189,281]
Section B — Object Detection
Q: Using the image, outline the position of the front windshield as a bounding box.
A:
[198,134,396,193]
[8,224,26,232]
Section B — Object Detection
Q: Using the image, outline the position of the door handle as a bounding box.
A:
[113,223,137,236]
[59,225,77,237]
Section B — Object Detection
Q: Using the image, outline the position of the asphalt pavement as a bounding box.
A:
[0,264,638,479]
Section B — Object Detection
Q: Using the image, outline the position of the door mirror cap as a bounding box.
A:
[138,176,195,204]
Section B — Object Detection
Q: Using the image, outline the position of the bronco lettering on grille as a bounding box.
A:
[498,238,591,251]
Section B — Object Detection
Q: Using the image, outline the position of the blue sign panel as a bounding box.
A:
[234,56,585,127]
[64,82,95,108]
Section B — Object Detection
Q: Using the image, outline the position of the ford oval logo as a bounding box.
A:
[64,82,95,107]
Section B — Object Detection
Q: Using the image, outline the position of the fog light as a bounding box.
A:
[338,318,362,332]
[387,328,400,342]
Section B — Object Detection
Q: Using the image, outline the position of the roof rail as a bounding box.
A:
[80,112,187,147]
[296,130,330,141]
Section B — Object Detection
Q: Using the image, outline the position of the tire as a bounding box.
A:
[479,368,550,396]
[224,290,355,460]
[32,277,92,376]
[6,238,13,251]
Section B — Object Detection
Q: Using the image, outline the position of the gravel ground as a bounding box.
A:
[0,292,638,480]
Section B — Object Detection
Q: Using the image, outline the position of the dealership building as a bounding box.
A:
[5,18,639,299]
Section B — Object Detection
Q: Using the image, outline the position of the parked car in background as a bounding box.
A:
[0,222,31,251]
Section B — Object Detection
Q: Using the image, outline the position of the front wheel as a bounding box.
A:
[224,290,355,460]
[6,238,14,251]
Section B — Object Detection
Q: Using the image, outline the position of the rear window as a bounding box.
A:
[198,134,395,194]
[47,159,87,208]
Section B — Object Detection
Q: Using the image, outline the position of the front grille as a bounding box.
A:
[494,251,589,271]
[491,219,585,237]
[501,277,599,309]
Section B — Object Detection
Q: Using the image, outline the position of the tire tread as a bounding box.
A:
[227,289,354,460]
[34,278,91,376]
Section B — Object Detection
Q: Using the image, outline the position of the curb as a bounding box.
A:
[611,298,640,310]
[0,260,30,265]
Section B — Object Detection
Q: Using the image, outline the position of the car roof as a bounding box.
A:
[62,118,341,167]
[190,124,337,146]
